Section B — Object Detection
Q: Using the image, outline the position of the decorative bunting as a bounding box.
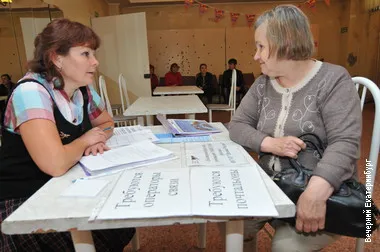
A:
[214,9,225,22]
[184,0,329,27]
[230,13,240,25]
[306,0,317,8]
[184,0,194,9]
[199,4,208,14]
[246,14,256,28]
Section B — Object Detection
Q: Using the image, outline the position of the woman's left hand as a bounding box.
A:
[84,142,110,156]
[295,176,334,233]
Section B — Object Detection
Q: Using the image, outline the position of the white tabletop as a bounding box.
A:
[153,86,204,95]
[0,96,7,101]
[123,95,207,117]
[2,123,295,235]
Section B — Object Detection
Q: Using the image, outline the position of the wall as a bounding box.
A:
[122,0,350,78]
[0,6,62,81]
[43,0,109,26]
[346,0,380,85]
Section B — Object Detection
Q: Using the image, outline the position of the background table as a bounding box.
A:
[123,95,207,125]
[2,123,295,252]
[153,86,204,96]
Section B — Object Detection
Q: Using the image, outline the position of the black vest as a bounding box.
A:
[0,79,92,200]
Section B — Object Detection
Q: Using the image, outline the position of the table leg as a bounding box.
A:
[185,113,195,119]
[146,115,154,126]
[137,116,145,126]
[197,223,207,249]
[225,220,244,252]
[131,228,140,251]
[70,230,96,252]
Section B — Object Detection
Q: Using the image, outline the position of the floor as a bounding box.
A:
[125,103,379,252]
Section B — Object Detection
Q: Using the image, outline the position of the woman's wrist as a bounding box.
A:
[260,136,274,153]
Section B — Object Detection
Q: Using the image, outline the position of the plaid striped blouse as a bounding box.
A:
[3,72,105,134]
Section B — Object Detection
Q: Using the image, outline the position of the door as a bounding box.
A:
[91,12,151,105]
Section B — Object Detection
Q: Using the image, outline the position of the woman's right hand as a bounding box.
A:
[80,127,107,147]
[260,136,306,158]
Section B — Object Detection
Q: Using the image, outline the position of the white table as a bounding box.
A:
[124,95,207,125]
[0,96,7,101]
[153,86,204,96]
[2,124,295,252]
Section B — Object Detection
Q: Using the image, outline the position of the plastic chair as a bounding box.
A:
[352,77,380,252]
[206,69,237,122]
[98,75,138,127]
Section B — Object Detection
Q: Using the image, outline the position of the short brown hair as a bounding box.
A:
[28,18,101,89]
[254,5,314,60]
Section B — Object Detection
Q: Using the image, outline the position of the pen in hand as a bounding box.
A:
[103,126,113,132]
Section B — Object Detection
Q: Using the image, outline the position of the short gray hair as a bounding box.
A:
[254,5,314,60]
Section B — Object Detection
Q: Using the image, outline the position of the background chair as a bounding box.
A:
[352,77,380,252]
[211,74,223,104]
[207,69,237,122]
[182,76,196,86]
[242,72,255,91]
[98,75,138,127]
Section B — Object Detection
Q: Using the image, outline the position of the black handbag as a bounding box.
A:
[273,133,380,238]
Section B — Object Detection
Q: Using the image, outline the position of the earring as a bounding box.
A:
[53,78,61,88]
[58,66,62,72]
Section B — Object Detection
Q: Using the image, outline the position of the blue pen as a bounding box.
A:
[103,126,113,132]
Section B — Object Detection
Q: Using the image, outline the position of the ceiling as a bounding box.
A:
[105,0,294,8]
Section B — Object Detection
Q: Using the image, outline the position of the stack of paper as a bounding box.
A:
[80,140,176,176]
[157,114,221,136]
[106,126,158,148]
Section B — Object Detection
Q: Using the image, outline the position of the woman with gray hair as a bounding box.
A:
[229,5,361,251]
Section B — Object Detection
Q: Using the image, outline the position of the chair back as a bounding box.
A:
[159,77,165,86]
[98,75,114,117]
[118,73,131,112]
[352,77,380,252]
[229,69,237,113]
[243,72,255,90]
[182,76,196,86]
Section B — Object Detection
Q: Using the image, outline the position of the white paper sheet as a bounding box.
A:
[106,130,158,148]
[95,169,192,219]
[80,141,175,173]
[191,166,278,217]
[185,142,249,166]
[60,179,109,198]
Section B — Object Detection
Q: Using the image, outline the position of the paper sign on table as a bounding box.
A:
[185,142,249,166]
[95,169,192,219]
[190,166,278,217]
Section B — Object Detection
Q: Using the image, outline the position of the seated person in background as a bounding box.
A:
[195,63,214,104]
[0,18,135,251]
[164,63,182,86]
[1,74,16,93]
[150,64,159,94]
[229,5,361,252]
[222,58,245,104]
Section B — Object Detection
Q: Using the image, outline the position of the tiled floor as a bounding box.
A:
[125,103,379,252]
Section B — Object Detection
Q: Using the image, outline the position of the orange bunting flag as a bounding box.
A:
[306,0,317,8]
[324,0,330,6]
[214,9,225,22]
[184,0,194,9]
[230,13,240,25]
[199,4,208,14]
[246,14,256,27]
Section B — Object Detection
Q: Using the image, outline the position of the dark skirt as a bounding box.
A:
[0,198,135,252]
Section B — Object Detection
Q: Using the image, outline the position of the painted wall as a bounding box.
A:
[122,0,350,79]
[346,0,380,85]
[43,0,109,26]
[0,10,62,81]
